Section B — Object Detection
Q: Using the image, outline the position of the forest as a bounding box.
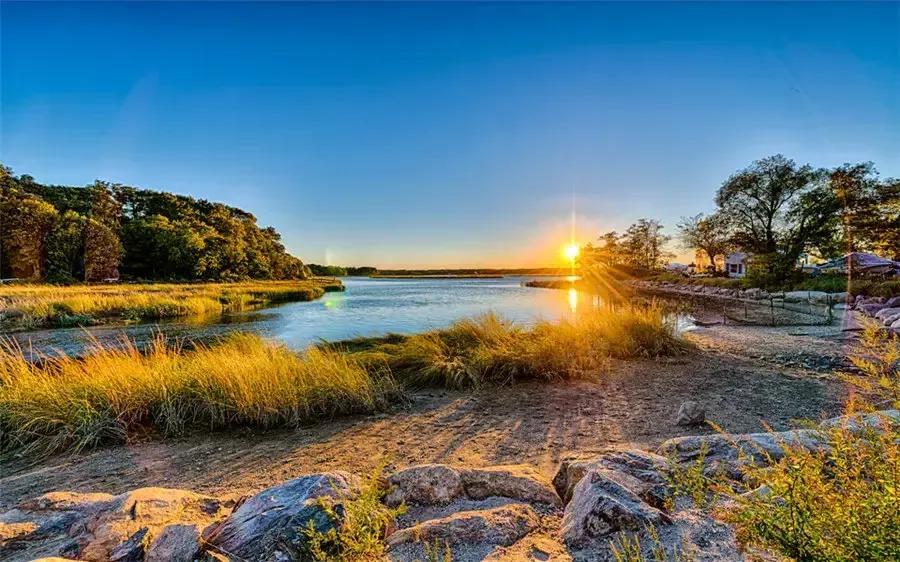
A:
[0,166,309,282]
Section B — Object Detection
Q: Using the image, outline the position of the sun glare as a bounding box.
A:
[564,243,579,261]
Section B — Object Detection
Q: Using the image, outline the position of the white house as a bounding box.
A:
[725,252,750,278]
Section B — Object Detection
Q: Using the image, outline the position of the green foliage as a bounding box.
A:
[308,264,349,276]
[1,166,309,282]
[420,540,453,562]
[609,525,694,562]
[726,328,900,562]
[304,465,406,562]
[664,443,713,509]
[725,420,899,562]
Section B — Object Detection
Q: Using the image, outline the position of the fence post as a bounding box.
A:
[770,297,775,326]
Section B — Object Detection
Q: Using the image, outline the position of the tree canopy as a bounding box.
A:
[1,166,310,282]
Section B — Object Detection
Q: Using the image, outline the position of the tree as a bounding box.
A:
[827,163,900,260]
[676,212,731,272]
[620,219,672,270]
[1,186,58,279]
[84,218,121,281]
[45,210,87,283]
[715,155,838,279]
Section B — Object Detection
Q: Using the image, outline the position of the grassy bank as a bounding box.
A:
[0,305,688,457]
[0,278,343,330]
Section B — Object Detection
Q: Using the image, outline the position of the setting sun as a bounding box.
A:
[564,243,580,261]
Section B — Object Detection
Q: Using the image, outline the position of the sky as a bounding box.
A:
[2,2,898,268]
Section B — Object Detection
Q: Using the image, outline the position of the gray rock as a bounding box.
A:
[108,528,148,562]
[885,296,900,308]
[459,465,560,506]
[784,290,827,303]
[675,401,706,426]
[560,469,669,547]
[552,449,670,507]
[874,307,900,325]
[385,464,464,506]
[202,472,358,561]
[387,503,540,549]
[858,303,886,316]
[145,523,203,562]
[657,429,827,480]
[819,409,899,432]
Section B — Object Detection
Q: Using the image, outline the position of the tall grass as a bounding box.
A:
[0,279,342,329]
[340,305,690,389]
[0,334,399,458]
[0,304,688,458]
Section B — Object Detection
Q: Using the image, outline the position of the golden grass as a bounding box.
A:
[338,304,691,389]
[0,304,688,458]
[0,278,342,329]
[0,333,399,458]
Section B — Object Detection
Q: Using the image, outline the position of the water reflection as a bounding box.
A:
[7,277,696,358]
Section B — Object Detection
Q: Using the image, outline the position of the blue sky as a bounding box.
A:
[2,2,898,267]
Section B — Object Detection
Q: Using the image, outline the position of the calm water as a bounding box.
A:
[10,277,598,357]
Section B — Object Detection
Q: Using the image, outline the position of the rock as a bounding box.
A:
[892,317,900,332]
[77,488,226,562]
[885,296,900,308]
[675,401,706,426]
[858,303,885,316]
[0,489,224,562]
[484,535,572,561]
[875,307,900,326]
[385,464,464,506]
[387,503,540,549]
[108,528,148,562]
[145,523,203,562]
[829,291,849,303]
[202,472,358,562]
[459,466,560,506]
[560,469,669,547]
[553,449,670,507]
[819,409,899,432]
[386,464,560,508]
[657,429,827,480]
[841,311,867,332]
[784,290,827,303]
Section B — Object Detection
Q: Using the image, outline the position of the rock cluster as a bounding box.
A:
[3,411,896,562]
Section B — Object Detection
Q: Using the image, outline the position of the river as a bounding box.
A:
[8,276,599,358]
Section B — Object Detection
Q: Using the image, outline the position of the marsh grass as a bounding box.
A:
[1,304,688,458]
[0,278,342,329]
[0,333,399,458]
[337,305,690,389]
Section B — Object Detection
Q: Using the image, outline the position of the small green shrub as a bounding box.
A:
[609,525,694,562]
[664,443,713,509]
[304,466,407,561]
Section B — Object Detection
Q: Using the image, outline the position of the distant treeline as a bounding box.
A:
[375,268,571,276]
[307,264,377,277]
[1,166,309,282]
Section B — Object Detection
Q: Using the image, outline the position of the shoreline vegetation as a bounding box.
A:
[0,305,688,459]
[0,278,343,331]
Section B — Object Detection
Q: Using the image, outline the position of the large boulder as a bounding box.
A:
[385,464,464,506]
[657,429,826,480]
[386,503,540,549]
[874,307,900,325]
[145,523,204,562]
[459,466,560,506]
[560,468,669,546]
[202,472,358,561]
[553,449,670,507]
[819,409,899,432]
[884,296,900,308]
[0,488,226,562]
[386,464,559,507]
[784,291,827,303]
[858,302,886,316]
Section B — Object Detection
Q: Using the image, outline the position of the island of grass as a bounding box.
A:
[0,278,344,331]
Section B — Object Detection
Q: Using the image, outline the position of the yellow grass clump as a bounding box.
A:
[0,333,399,458]
[0,278,342,329]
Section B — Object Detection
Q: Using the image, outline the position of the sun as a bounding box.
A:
[564,243,580,261]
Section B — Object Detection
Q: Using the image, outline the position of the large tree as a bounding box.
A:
[676,212,732,271]
[620,219,672,271]
[715,155,838,278]
[827,163,900,260]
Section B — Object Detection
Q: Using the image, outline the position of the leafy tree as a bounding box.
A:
[84,218,121,281]
[715,155,838,280]
[1,183,58,279]
[676,212,732,272]
[620,219,672,270]
[45,210,87,283]
[828,163,900,261]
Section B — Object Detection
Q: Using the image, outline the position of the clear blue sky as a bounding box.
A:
[2,2,898,268]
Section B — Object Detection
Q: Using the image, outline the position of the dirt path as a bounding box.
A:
[0,324,849,509]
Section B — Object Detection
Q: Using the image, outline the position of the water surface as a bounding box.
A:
[10,277,595,357]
